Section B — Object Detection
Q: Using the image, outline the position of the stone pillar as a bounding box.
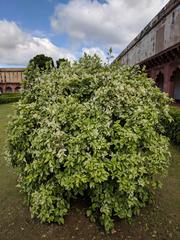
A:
[168,61,180,97]
[163,63,172,96]
[2,84,5,93]
[149,69,156,81]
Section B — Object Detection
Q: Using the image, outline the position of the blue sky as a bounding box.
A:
[0,0,169,67]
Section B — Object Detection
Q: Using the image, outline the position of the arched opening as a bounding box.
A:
[172,68,180,101]
[156,72,164,92]
[147,70,151,78]
[15,86,21,93]
[5,87,12,93]
[0,87,3,94]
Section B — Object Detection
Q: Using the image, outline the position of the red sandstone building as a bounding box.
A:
[0,68,25,93]
[115,0,180,101]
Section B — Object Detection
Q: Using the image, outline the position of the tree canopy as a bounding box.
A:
[28,54,54,70]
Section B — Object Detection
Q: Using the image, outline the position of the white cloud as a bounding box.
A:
[0,20,76,66]
[82,47,107,62]
[0,1,169,66]
[51,0,169,50]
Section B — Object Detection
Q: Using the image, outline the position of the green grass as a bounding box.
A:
[0,103,179,240]
[0,103,15,160]
[160,145,180,221]
[0,104,19,206]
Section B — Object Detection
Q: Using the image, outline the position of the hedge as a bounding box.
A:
[0,93,21,104]
[165,106,180,144]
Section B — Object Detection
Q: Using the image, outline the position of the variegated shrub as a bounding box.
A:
[8,54,171,231]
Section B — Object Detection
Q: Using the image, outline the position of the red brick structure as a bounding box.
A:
[0,68,25,93]
[115,0,180,101]
[145,45,180,100]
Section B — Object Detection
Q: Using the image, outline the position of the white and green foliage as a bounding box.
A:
[8,54,171,231]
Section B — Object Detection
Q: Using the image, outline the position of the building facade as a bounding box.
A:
[115,0,180,101]
[0,68,25,93]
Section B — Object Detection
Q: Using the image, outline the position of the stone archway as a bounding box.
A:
[172,68,180,101]
[15,86,21,93]
[5,87,12,93]
[0,87,3,94]
[156,72,164,92]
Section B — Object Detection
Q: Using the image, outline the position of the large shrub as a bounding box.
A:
[8,55,171,231]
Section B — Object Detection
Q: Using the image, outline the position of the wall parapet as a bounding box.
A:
[115,0,180,64]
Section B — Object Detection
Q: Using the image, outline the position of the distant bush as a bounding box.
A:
[164,107,180,144]
[8,55,171,232]
[0,93,21,104]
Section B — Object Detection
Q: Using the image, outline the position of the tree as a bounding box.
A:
[28,54,54,70]
[23,54,54,93]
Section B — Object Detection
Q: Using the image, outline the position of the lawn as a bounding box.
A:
[0,103,179,240]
